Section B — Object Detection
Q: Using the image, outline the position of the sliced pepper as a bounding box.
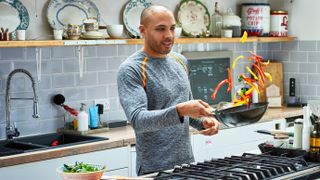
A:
[246,66,258,80]
[211,79,228,101]
[232,55,244,69]
[227,68,232,92]
[251,63,266,82]
[264,72,273,82]
[240,31,248,43]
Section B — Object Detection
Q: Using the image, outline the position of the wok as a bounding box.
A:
[213,102,269,127]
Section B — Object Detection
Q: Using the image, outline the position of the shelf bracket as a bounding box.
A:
[77,46,85,79]
[35,47,42,82]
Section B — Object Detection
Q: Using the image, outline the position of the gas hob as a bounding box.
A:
[145,153,320,180]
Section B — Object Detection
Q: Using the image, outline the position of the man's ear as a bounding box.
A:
[139,25,145,37]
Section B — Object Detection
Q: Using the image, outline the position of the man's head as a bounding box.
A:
[139,5,176,58]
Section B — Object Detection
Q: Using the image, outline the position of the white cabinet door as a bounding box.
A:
[0,146,130,180]
[192,119,285,162]
[129,145,137,177]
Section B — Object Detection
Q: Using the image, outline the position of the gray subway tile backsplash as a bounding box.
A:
[97,46,118,57]
[0,48,25,60]
[308,52,320,62]
[0,61,13,76]
[299,63,317,73]
[52,74,75,88]
[63,87,87,101]
[118,45,138,56]
[272,51,290,61]
[86,57,107,71]
[308,74,320,85]
[282,41,298,51]
[98,71,117,84]
[75,72,98,86]
[1,40,320,139]
[86,86,108,100]
[26,48,51,60]
[283,62,299,72]
[52,47,75,58]
[299,41,317,51]
[268,42,281,51]
[63,59,80,73]
[290,51,308,62]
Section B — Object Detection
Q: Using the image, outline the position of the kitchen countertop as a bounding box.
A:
[0,106,303,168]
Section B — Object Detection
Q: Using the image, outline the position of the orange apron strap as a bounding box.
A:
[141,57,148,89]
[169,53,189,75]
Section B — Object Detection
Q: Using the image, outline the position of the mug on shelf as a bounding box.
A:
[16,29,26,41]
[53,29,63,40]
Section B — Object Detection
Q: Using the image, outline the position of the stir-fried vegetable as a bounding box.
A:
[211,31,272,107]
[211,68,232,100]
[240,31,248,43]
[63,162,105,173]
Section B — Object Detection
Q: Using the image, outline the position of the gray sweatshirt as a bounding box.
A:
[117,50,204,175]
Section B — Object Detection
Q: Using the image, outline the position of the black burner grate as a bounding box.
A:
[154,153,314,180]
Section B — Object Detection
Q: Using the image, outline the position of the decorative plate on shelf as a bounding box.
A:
[123,0,152,38]
[177,0,210,37]
[47,0,100,30]
[0,0,29,36]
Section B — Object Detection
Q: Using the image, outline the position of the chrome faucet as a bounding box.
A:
[5,69,40,140]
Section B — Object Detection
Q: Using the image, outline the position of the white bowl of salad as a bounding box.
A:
[57,162,106,180]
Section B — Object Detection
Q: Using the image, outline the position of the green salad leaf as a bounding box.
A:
[63,161,105,173]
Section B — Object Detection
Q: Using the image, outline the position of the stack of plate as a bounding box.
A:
[81,31,108,39]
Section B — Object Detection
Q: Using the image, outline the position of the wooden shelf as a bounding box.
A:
[0,36,296,48]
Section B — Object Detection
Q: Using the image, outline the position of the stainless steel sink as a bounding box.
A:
[0,132,108,157]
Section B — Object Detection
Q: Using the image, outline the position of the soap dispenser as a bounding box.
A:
[77,103,89,131]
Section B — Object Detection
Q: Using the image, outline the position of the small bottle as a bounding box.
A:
[77,103,89,131]
[293,118,303,149]
[310,121,320,152]
[211,2,222,37]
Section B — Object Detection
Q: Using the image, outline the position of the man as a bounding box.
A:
[117,5,220,175]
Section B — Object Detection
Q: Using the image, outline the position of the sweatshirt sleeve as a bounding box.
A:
[117,64,182,134]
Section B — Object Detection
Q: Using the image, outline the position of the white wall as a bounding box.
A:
[6,0,316,40]
[286,0,320,40]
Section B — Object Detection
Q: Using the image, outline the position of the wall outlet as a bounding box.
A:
[94,98,110,111]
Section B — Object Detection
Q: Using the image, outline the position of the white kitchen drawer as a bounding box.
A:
[0,146,130,180]
[192,119,285,162]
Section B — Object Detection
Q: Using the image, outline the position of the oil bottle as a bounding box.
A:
[310,121,320,152]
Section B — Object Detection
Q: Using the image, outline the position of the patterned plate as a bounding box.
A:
[177,0,210,37]
[123,0,152,38]
[47,0,100,30]
[0,0,29,38]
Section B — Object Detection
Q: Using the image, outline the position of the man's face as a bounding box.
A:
[140,11,176,56]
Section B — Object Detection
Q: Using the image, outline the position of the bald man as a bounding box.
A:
[117,5,219,175]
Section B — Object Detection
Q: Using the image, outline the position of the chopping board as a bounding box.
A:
[254,61,284,104]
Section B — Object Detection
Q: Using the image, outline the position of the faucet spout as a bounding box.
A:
[5,69,40,140]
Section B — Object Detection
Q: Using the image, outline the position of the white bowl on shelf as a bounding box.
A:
[106,25,124,38]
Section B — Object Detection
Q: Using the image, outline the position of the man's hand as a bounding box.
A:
[199,117,220,136]
[176,99,213,119]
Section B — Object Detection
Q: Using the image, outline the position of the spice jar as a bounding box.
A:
[270,11,288,37]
